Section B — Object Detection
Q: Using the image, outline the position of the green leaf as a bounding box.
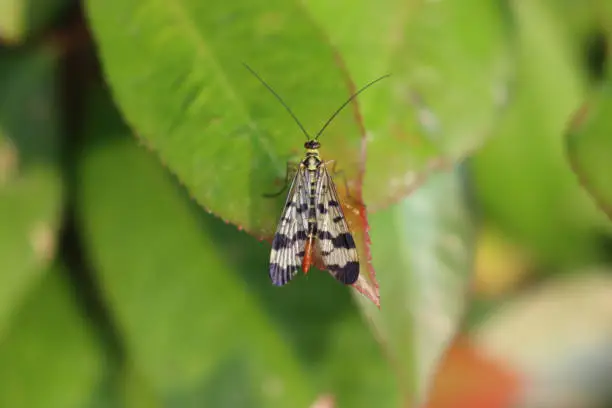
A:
[544,1,603,61]
[470,0,606,265]
[78,88,400,406]
[319,314,401,408]
[0,48,63,339]
[566,81,612,220]
[305,0,512,208]
[356,168,474,405]
[0,265,107,408]
[120,364,163,408]
[78,89,318,407]
[85,0,368,238]
[0,0,69,43]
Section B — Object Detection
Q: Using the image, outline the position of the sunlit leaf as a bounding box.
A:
[306,0,512,209]
[85,0,367,239]
[566,81,612,220]
[470,0,605,265]
[356,168,474,405]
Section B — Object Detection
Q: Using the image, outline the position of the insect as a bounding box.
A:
[244,64,389,286]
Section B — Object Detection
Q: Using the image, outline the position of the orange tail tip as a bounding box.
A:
[302,240,313,274]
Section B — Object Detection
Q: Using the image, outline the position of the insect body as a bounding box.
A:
[269,139,359,285]
[244,64,388,286]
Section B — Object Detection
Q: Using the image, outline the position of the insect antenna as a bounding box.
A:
[243,63,311,140]
[314,74,390,141]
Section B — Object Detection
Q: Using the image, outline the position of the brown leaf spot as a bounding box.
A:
[0,138,18,186]
[29,222,56,264]
[309,394,335,408]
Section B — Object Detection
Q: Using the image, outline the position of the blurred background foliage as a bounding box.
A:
[1,1,612,408]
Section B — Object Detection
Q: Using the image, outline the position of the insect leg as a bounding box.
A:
[325,160,354,201]
[263,161,298,198]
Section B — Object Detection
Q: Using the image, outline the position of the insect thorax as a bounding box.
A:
[302,150,321,171]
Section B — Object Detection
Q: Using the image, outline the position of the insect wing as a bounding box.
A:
[269,167,308,286]
[315,166,359,284]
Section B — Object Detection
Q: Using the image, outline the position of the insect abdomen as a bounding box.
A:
[302,160,319,273]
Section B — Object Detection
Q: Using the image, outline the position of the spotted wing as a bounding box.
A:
[269,166,309,286]
[315,165,359,284]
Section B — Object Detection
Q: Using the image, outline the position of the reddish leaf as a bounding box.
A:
[425,338,521,408]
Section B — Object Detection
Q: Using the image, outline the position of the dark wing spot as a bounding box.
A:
[332,233,356,249]
[270,263,298,286]
[308,207,316,219]
[271,233,292,250]
[272,231,308,250]
[317,203,328,214]
[332,215,344,223]
[318,231,333,240]
[328,261,359,285]
[328,200,340,207]
[296,203,308,214]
